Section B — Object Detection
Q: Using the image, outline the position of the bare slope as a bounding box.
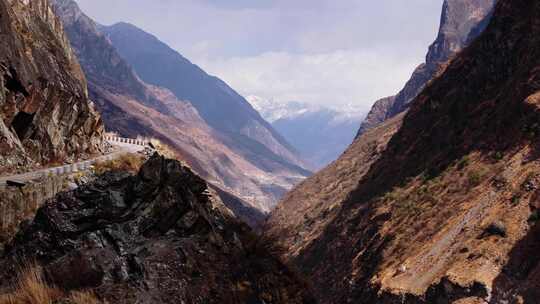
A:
[268,0,540,302]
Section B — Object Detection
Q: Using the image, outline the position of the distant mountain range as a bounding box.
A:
[49,0,311,224]
[247,96,364,168]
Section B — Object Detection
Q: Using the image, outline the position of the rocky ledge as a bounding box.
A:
[0,154,315,304]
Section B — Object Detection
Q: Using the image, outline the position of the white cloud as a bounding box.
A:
[76,0,444,111]
[196,48,421,113]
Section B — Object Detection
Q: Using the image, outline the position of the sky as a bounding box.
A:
[76,0,444,114]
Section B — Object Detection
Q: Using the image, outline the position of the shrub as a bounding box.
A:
[529,210,540,223]
[457,156,470,170]
[467,169,485,188]
[511,194,521,205]
[93,153,144,175]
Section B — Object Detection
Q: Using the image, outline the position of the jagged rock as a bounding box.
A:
[0,154,314,304]
[357,0,496,137]
[0,0,104,174]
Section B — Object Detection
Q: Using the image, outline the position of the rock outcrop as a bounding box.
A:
[49,0,310,218]
[357,0,496,137]
[0,0,104,174]
[267,0,540,302]
[355,96,395,136]
[1,154,315,304]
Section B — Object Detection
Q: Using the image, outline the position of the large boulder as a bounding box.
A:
[1,154,314,304]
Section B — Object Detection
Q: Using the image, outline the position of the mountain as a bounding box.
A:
[101,22,307,173]
[0,154,316,303]
[357,0,496,136]
[247,96,364,168]
[265,0,540,302]
[49,0,311,219]
[0,0,104,175]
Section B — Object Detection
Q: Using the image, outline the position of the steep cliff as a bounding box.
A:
[50,0,310,216]
[0,154,315,303]
[0,0,104,174]
[357,0,496,137]
[267,0,540,302]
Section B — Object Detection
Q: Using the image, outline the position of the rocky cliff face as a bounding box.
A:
[267,0,540,302]
[0,0,104,174]
[49,0,310,218]
[355,96,395,136]
[357,0,496,137]
[0,154,315,303]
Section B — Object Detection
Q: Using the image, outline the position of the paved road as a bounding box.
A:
[0,140,146,187]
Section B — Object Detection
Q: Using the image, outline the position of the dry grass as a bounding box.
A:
[0,266,62,304]
[93,153,145,175]
[0,266,103,304]
[67,291,102,304]
[148,138,177,159]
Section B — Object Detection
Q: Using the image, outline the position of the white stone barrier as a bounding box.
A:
[106,135,147,147]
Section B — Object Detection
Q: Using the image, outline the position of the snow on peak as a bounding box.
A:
[246,95,365,123]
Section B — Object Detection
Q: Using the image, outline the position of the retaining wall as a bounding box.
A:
[0,175,69,248]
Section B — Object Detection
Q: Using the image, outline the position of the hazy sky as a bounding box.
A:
[77,0,444,113]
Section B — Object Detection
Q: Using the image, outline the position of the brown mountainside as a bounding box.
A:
[267,0,540,303]
[357,0,496,137]
[49,0,310,222]
[0,0,104,174]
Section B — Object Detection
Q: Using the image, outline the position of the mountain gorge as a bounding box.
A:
[4,0,540,303]
[102,23,305,171]
[49,0,311,220]
[0,1,317,302]
[247,96,364,168]
[0,0,104,174]
[267,0,540,303]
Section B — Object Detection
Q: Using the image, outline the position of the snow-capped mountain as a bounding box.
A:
[247,96,366,169]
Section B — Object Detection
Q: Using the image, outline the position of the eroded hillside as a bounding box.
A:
[267,0,540,303]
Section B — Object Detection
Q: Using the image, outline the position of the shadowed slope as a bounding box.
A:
[268,0,540,302]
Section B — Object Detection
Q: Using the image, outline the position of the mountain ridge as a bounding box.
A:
[357,0,497,137]
[265,0,540,302]
[101,21,305,168]
[49,0,310,222]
